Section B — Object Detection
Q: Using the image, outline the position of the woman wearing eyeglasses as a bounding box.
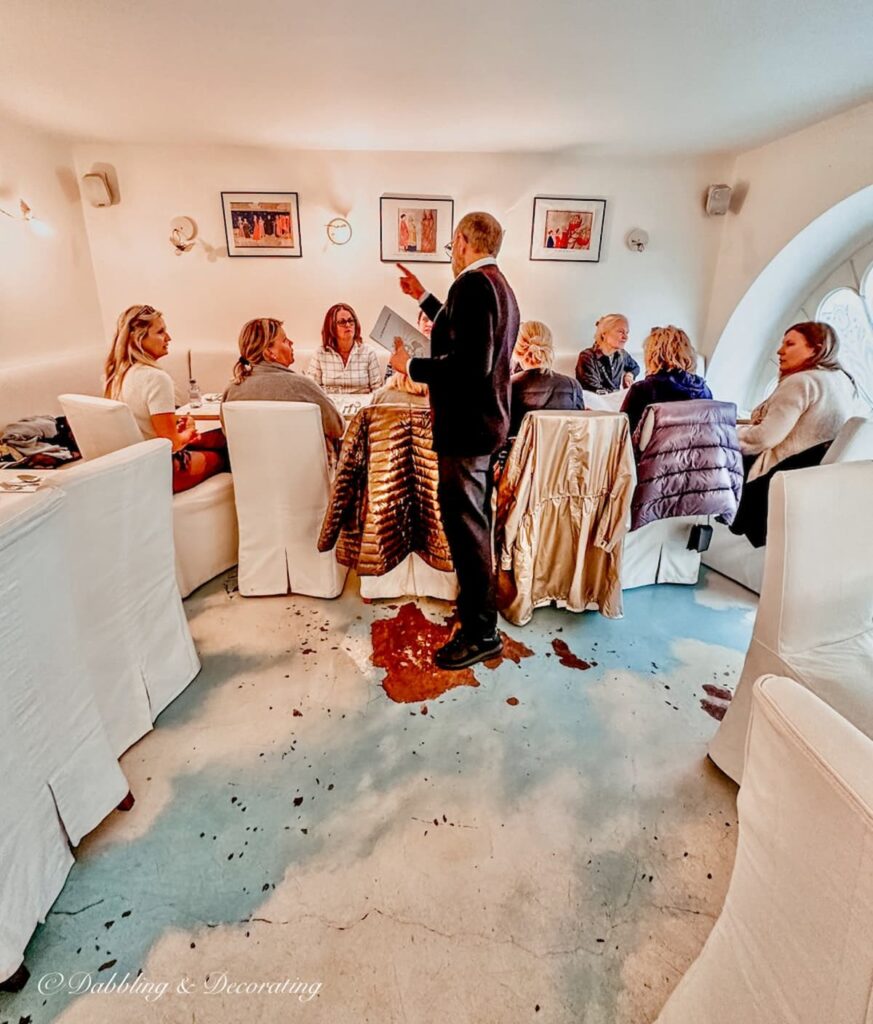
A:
[103,304,226,493]
[306,304,382,394]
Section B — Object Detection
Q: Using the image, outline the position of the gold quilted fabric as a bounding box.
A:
[318,405,453,576]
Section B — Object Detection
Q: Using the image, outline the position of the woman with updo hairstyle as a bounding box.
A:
[509,320,584,437]
[575,313,640,393]
[222,317,343,446]
[104,304,226,493]
[372,370,430,408]
[730,320,867,546]
[306,303,382,394]
[621,325,712,435]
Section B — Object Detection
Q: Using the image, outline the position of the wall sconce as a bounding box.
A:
[326,217,352,245]
[170,216,198,254]
[81,172,113,208]
[0,199,33,221]
[626,228,649,253]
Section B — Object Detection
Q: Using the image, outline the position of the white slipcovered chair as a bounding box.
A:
[657,676,873,1024]
[708,460,873,783]
[702,415,873,593]
[28,440,201,754]
[360,554,458,600]
[222,400,347,597]
[59,394,238,597]
[622,406,700,589]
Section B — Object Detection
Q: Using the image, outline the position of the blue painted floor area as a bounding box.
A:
[2,568,756,1024]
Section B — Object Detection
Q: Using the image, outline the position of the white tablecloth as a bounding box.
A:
[0,488,129,981]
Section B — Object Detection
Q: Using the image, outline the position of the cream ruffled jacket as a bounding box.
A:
[495,411,635,626]
[739,369,866,481]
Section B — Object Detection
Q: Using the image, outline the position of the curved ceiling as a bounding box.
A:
[2,0,872,154]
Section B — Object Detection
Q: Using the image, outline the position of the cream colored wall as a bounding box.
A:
[0,114,104,369]
[72,143,729,364]
[704,101,873,405]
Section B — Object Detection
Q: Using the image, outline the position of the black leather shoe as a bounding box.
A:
[434,631,503,670]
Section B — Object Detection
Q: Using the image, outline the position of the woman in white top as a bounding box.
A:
[103,304,226,493]
[731,321,865,545]
[306,304,382,394]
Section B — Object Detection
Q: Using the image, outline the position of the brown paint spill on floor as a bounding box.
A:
[371,603,479,703]
[484,631,535,669]
[700,698,728,721]
[371,604,536,703]
[551,638,593,670]
[703,683,733,702]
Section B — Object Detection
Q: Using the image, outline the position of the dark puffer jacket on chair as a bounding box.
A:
[631,399,743,531]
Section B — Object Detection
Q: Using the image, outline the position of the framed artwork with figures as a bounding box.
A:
[529,196,606,262]
[221,191,302,257]
[380,195,453,263]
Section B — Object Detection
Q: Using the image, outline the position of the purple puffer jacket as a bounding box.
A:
[631,399,742,531]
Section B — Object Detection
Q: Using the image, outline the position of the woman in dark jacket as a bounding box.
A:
[510,320,584,436]
[621,325,711,435]
[575,313,640,393]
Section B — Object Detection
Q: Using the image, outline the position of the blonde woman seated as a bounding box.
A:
[104,304,226,493]
[222,318,343,447]
[306,303,382,394]
[731,321,867,546]
[620,325,711,435]
[372,370,430,408]
[510,320,584,436]
[575,313,640,393]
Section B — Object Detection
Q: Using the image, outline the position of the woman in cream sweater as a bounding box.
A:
[731,321,866,544]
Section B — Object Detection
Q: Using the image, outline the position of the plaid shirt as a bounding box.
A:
[306,344,382,394]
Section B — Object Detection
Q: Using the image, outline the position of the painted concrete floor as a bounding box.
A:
[2,568,756,1024]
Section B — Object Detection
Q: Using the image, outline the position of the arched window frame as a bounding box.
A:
[814,259,873,406]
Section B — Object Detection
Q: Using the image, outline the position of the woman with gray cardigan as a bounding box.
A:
[222,318,344,448]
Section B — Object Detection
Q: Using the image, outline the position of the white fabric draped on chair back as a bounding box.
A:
[222,400,347,597]
[708,460,873,782]
[59,393,143,460]
[658,676,873,1024]
[43,439,201,754]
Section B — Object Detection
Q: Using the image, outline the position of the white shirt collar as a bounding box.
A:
[458,256,498,277]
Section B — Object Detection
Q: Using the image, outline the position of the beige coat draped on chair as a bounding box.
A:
[495,411,636,625]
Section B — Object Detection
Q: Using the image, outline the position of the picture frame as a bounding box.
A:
[529,196,606,262]
[221,191,302,258]
[380,195,454,263]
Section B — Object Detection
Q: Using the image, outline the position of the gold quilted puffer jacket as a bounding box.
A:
[318,405,453,576]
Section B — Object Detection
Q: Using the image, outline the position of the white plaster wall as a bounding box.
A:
[0,114,103,367]
[72,143,729,361]
[704,101,873,405]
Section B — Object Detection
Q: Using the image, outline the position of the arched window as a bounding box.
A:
[816,261,873,405]
[741,243,873,412]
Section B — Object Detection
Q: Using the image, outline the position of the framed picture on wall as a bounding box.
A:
[380,195,453,263]
[529,196,606,262]
[221,191,302,257]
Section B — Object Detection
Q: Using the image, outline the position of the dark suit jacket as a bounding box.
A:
[410,264,520,456]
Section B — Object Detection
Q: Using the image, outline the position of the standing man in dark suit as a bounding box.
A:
[390,211,520,670]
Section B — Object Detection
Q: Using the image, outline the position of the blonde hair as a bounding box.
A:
[643,325,697,375]
[104,304,163,399]
[234,317,284,383]
[377,372,429,399]
[514,320,554,372]
[594,314,629,350]
[456,211,503,256]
